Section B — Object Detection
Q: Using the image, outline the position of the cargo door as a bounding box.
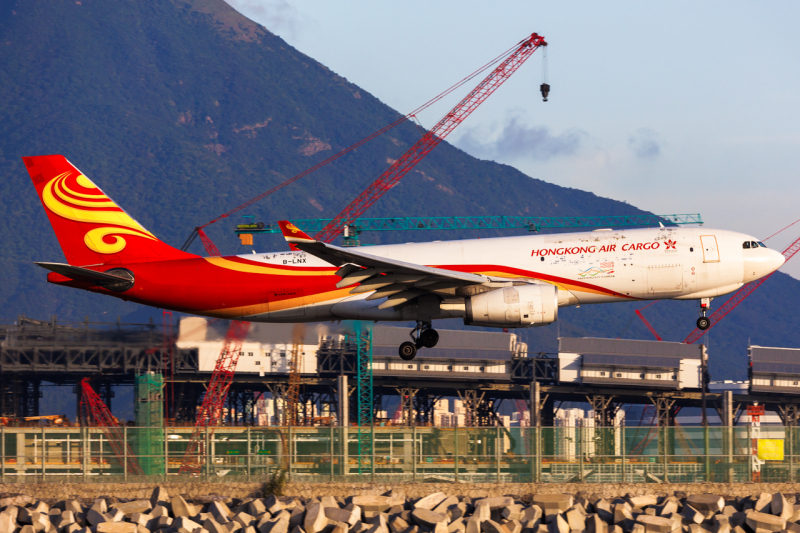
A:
[646,263,683,295]
[700,235,720,263]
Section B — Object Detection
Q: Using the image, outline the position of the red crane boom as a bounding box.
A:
[684,235,800,344]
[179,319,251,474]
[79,378,144,475]
[313,32,547,244]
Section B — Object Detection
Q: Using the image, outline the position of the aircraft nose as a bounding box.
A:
[770,249,786,272]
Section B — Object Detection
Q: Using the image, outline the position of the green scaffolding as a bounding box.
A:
[133,373,165,475]
[355,322,373,475]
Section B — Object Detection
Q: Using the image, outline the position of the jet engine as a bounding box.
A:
[464,284,558,328]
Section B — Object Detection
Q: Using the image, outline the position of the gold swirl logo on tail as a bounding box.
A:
[285,223,300,234]
[42,172,156,254]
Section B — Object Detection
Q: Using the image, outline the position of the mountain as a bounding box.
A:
[0,0,797,382]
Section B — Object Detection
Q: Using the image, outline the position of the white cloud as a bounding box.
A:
[227,0,300,40]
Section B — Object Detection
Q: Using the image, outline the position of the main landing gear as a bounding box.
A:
[696,297,712,331]
[398,321,439,361]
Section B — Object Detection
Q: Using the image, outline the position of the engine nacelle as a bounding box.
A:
[465,284,558,328]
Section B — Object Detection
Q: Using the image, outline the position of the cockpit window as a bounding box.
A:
[758,242,767,248]
[751,241,759,248]
[743,241,751,249]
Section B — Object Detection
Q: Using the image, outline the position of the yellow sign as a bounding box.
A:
[757,439,784,460]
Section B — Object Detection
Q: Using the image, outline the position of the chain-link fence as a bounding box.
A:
[0,425,795,483]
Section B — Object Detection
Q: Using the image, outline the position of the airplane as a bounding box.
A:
[25,155,785,360]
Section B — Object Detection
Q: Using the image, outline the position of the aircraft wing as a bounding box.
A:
[277,221,489,309]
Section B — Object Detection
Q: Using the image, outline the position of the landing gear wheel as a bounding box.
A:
[399,341,417,361]
[697,317,711,331]
[419,328,439,348]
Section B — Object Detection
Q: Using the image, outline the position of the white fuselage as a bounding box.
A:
[241,226,784,324]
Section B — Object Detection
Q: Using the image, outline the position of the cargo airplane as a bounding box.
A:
[25,155,785,359]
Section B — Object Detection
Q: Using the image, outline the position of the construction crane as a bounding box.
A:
[236,213,703,247]
[285,324,305,426]
[683,234,800,343]
[313,33,548,244]
[182,33,547,254]
[178,319,251,475]
[79,378,144,475]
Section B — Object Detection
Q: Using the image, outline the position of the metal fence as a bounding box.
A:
[0,425,795,483]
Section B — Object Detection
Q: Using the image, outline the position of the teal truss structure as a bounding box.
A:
[354,322,373,474]
[236,214,704,246]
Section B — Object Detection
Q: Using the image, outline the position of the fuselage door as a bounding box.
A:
[700,235,720,263]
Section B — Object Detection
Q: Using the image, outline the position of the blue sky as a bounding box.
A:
[229,0,800,278]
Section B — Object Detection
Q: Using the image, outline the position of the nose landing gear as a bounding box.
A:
[398,321,439,361]
[696,298,712,331]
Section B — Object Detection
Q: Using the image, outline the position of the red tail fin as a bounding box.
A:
[23,155,197,266]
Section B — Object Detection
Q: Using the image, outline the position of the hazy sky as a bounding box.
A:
[229,0,800,278]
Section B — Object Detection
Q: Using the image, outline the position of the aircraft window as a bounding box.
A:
[758,242,767,248]
[743,242,751,249]
[751,241,759,248]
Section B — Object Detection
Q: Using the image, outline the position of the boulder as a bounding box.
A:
[474,499,514,512]
[412,509,447,528]
[171,497,196,519]
[86,510,108,527]
[175,517,202,533]
[325,509,357,528]
[546,515,569,533]
[681,505,703,525]
[415,495,448,512]
[686,496,724,520]
[96,524,137,533]
[532,496,573,517]
[303,503,327,533]
[434,498,459,516]
[0,512,16,533]
[628,497,658,509]
[745,511,784,533]
[352,498,393,515]
[150,488,170,509]
[771,494,791,521]
[481,521,505,533]
[636,516,675,533]
[754,494,771,514]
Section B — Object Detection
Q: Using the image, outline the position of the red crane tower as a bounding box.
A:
[179,319,251,474]
[79,378,144,475]
[313,32,548,244]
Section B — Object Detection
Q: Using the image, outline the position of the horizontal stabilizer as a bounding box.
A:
[35,262,130,284]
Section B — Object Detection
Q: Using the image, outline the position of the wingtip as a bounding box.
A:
[277,220,316,244]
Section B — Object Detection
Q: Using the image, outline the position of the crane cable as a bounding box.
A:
[181,37,529,253]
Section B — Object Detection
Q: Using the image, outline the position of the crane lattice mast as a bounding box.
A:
[313,33,547,244]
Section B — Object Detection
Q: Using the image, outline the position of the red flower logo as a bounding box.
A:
[665,239,676,250]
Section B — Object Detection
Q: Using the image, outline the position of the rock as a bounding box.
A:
[234,514,255,528]
[503,521,522,533]
[434,498,459,516]
[787,522,800,533]
[466,521,480,533]
[712,515,730,533]
[325,509,357,527]
[771,494,791,520]
[130,513,151,528]
[0,512,16,533]
[58,511,77,529]
[745,511,784,533]
[86,510,108,527]
[172,497,197,519]
[629,497,658,509]
[680,505,703,525]
[412,509,447,528]
[754,494,771,514]
[152,517,173,530]
[546,515,569,533]
[209,503,232,523]
[502,505,524,522]
[474,499,514,512]
[175,518,202,533]
[352,498,393,515]
[64,525,80,533]
[686,496,724,520]
[533,496,573,520]
[289,509,305,532]
[113,502,152,519]
[481,520,505,533]
[204,518,230,533]
[472,505,490,523]
[636,516,675,533]
[96,524,137,533]
[389,516,409,533]
[150,488,169,509]
[566,507,586,531]
[264,498,284,516]
[0,495,34,508]
[522,506,542,524]
[586,514,606,533]
[303,503,327,533]
[415,495,448,512]
[613,504,633,525]
[151,507,168,519]
[448,519,466,533]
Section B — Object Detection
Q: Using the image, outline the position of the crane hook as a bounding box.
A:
[540,83,550,102]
